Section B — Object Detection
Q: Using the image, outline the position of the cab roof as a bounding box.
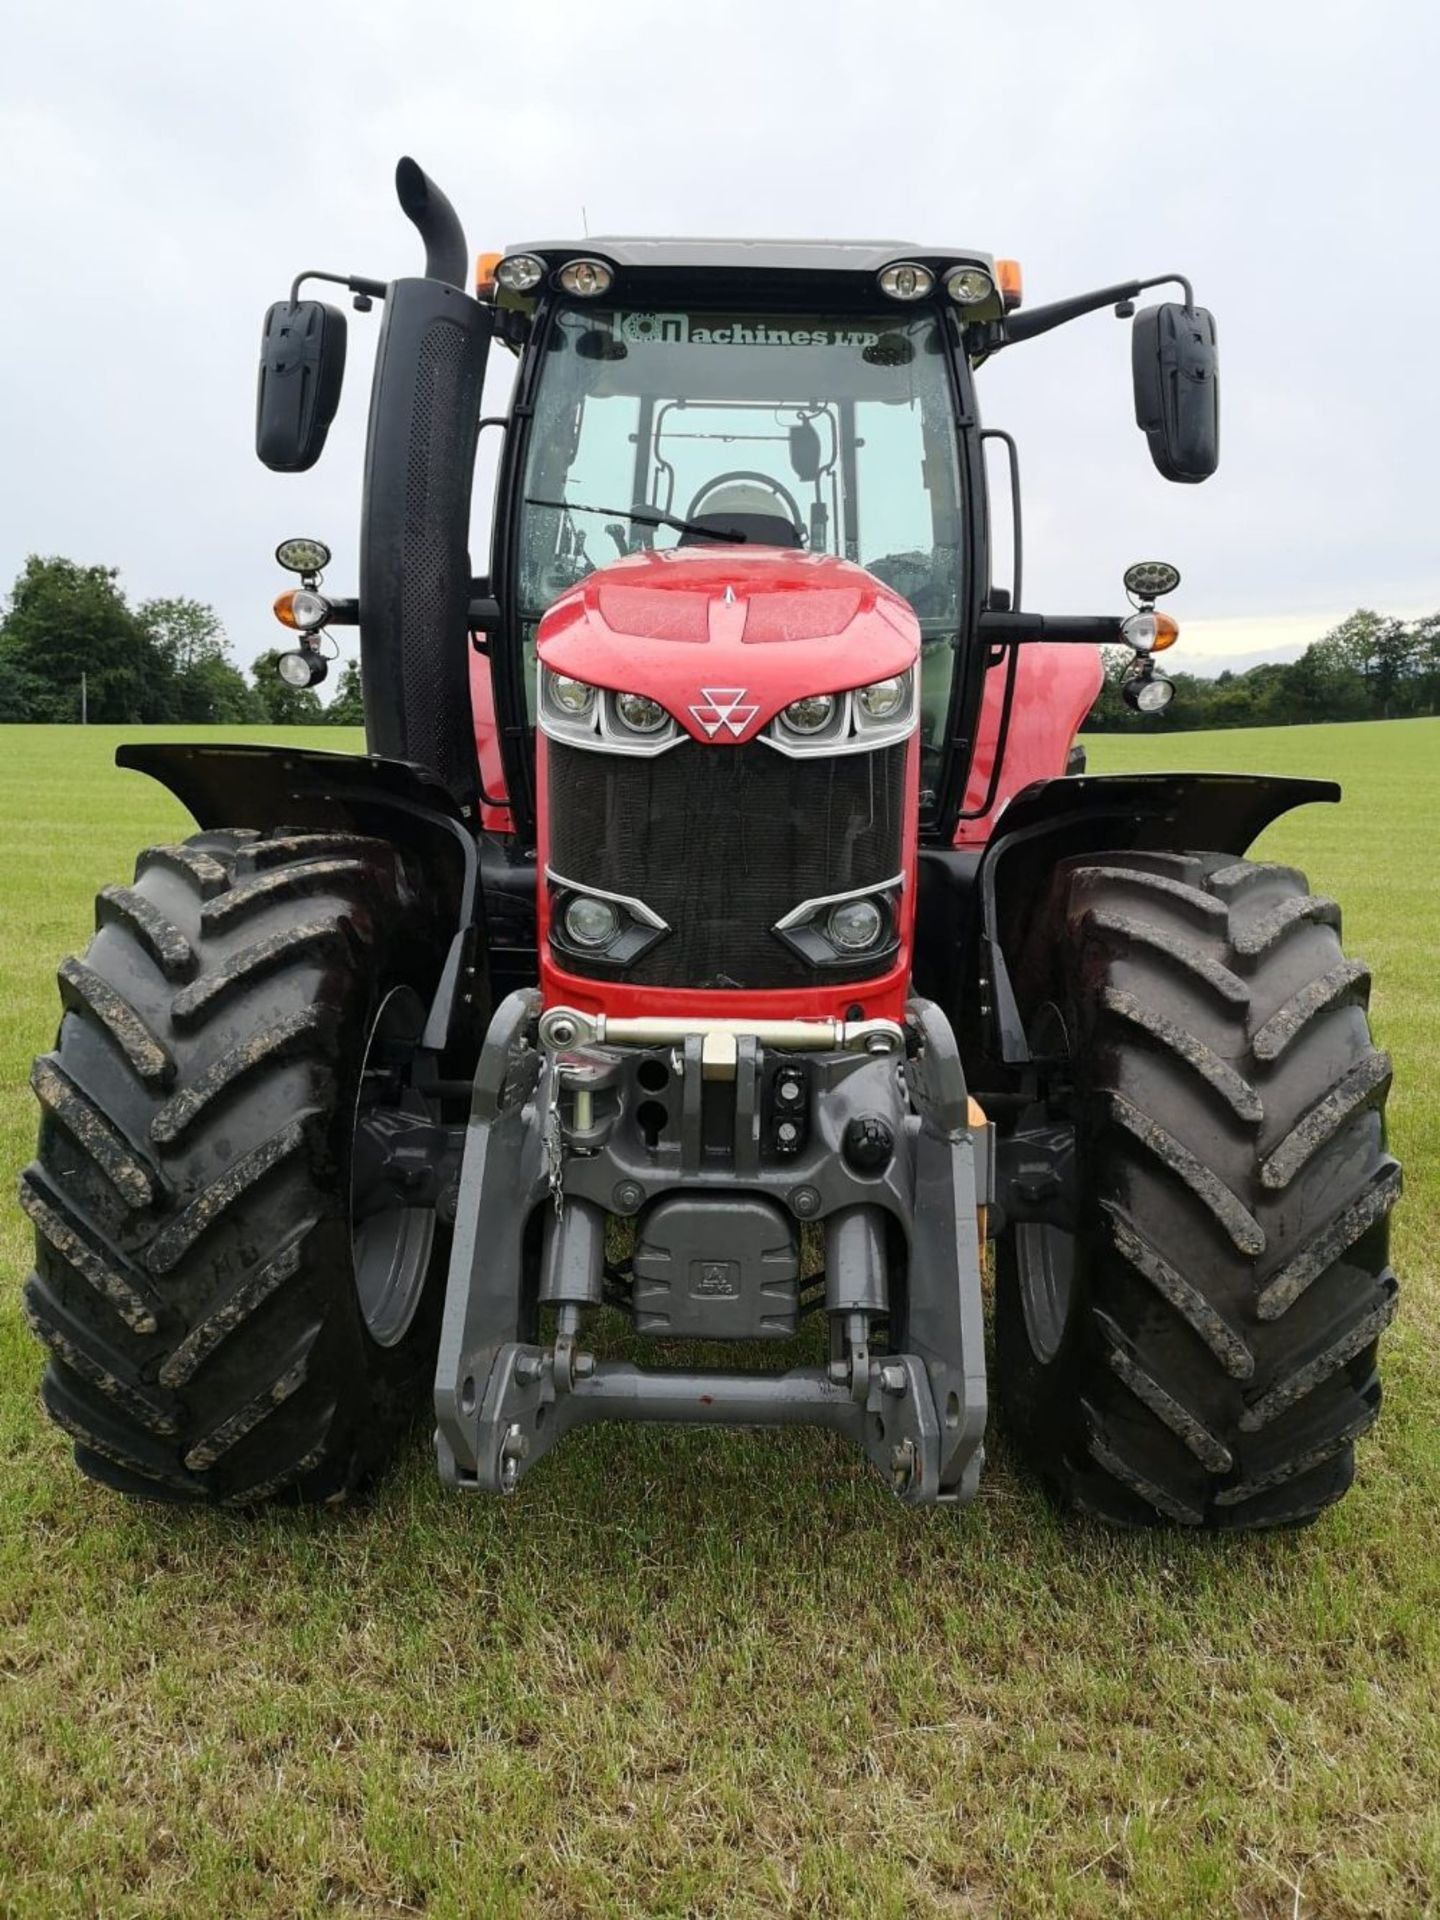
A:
[494,236,1002,319]
[507,237,994,276]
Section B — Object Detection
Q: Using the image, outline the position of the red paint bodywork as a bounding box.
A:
[533,547,922,1020]
[469,638,514,834]
[953,643,1103,845]
[469,549,1102,1011]
[539,548,918,748]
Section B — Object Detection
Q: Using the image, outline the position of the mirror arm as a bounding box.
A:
[976,611,1125,647]
[1001,272,1195,345]
[289,269,388,309]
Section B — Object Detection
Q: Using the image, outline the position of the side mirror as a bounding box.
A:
[1132,302,1218,483]
[255,299,348,473]
[788,420,822,482]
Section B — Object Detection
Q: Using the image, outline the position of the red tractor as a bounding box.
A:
[22,161,1398,1526]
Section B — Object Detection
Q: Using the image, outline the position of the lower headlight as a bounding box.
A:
[781,692,836,735]
[615,691,667,733]
[276,649,327,689]
[827,898,885,951]
[1122,670,1175,714]
[563,896,621,948]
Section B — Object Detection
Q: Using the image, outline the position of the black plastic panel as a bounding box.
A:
[547,738,907,990]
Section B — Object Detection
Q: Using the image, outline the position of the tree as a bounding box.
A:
[1313,608,1414,718]
[137,596,227,675]
[325,659,365,726]
[250,648,324,724]
[0,555,171,722]
[0,651,48,722]
[137,596,262,723]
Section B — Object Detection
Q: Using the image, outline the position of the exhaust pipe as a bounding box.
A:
[394,157,468,288]
[356,158,492,802]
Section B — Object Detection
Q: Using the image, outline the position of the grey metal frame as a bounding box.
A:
[434,991,989,1505]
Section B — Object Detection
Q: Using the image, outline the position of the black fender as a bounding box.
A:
[116,741,488,1053]
[972,772,1340,1066]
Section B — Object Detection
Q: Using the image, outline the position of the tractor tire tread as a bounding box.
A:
[999,850,1398,1530]
[22,826,449,1506]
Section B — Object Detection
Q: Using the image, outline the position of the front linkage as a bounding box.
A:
[435,993,989,1505]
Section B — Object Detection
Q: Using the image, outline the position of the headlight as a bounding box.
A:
[614,690,667,733]
[1121,611,1179,654]
[780,693,837,736]
[496,253,545,293]
[275,536,331,575]
[773,878,902,966]
[1123,671,1176,714]
[550,674,596,715]
[827,898,885,951]
[548,871,671,969]
[945,266,995,306]
[857,675,905,720]
[273,587,330,632]
[558,257,613,298]
[878,262,934,301]
[563,896,621,948]
[276,649,327,689]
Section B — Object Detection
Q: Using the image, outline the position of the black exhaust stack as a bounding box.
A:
[358,159,491,806]
[394,156,469,289]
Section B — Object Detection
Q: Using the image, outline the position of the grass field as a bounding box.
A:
[2,718,1436,1918]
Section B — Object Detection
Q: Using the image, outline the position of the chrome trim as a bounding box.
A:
[596,689,685,756]
[773,873,905,934]
[537,662,688,757]
[758,666,917,758]
[545,868,670,932]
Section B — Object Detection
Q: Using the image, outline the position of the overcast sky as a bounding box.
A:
[2,0,1436,683]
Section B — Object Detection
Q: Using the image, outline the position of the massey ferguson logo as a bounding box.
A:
[689,688,758,738]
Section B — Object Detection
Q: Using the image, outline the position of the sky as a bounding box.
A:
[2,0,1436,686]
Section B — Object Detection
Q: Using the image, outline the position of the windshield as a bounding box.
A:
[515,303,967,798]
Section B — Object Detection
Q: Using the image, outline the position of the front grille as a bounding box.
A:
[547,738,907,989]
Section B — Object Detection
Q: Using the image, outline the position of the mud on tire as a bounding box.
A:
[997,850,1400,1529]
[21,828,451,1505]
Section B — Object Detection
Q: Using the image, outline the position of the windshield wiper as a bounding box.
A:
[525,497,748,544]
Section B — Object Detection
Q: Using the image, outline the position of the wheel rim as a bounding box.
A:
[350,986,436,1347]
[1013,1000,1078,1368]
[1015,1222,1077,1366]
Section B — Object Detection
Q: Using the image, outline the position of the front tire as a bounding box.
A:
[997,851,1400,1529]
[21,828,453,1505]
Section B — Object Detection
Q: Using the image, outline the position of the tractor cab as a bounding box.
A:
[499,265,972,802]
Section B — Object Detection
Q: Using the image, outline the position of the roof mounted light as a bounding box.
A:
[495,253,545,293]
[945,265,995,307]
[557,257,613,298]
[878,262,933,301]
[995,258,1023,310]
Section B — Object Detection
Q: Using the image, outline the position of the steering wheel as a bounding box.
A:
[686,469,805,533]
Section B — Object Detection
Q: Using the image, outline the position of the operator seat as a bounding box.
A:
[677,479,804,549]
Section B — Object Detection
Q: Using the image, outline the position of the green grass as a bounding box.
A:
[2,718,1437,1918]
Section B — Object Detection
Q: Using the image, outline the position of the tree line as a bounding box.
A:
[1087,608,1440,731]
[0,555,362,726]
[4,554,1435,737]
